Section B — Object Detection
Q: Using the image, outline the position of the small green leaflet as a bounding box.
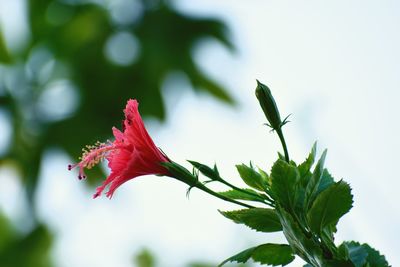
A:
[270,159,300,211]
[219,247,256,266]
[219,243,295,266]
[220,208,282,232]
[188,160,220,180]
[258,167,271,185]
[298,142,317,179]
[236,163,267,191]
[307,180,353,234]
[304,149,327,211]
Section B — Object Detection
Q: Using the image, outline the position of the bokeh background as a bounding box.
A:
[0,0,399,266]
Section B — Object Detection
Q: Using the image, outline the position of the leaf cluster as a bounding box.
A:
[206,143,389,267]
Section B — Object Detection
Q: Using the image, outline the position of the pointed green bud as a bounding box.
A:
[255,80,282,131]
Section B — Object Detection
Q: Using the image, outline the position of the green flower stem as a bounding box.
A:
[195,183,256,209]
[162,161,255,209]
[217,178,275,206]
[276,129,290,162]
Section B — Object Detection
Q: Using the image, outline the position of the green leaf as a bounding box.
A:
[342,242,389,267]
[316,169,335,195]
[337,242,350,260]
[307,180,353,234]
[270,159,300,211]
[298,142,317,179]
[320,221,338,252]
[363,243,389,266]
[219,189,266,202]
[220,243,295,266]
[188,160,219,180]
[236,163,267,191]
[252,244,295,266]
[304,149,327,210]
[220,208,282,233]
[219,247,256,266]
[258,167,271,185]
[340,242,368,267]
[278,152,286,161]
[277,207,323,266]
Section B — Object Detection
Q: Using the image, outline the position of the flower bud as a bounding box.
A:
[255,80,282,131]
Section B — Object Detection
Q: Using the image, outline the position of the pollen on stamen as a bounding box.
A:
[69,141,117,180]
[80,142,110,167]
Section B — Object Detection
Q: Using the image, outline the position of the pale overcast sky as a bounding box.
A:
[1,0,399,266]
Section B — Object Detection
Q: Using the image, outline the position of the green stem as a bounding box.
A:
[218,178,274,206]
[196,183,255,209]
[276,129,289,162]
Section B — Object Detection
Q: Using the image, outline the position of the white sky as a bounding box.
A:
[1,0,400,266]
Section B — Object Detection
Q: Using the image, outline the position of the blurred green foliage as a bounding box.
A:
[0,213,53,267]
[135,249,156,267]
[0,30,11,63]
[0,0,234,265]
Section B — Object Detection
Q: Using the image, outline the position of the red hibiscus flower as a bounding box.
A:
[69,99,171,198]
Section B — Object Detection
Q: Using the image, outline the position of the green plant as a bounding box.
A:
[74,81,389,267]
[163,81,389,266]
